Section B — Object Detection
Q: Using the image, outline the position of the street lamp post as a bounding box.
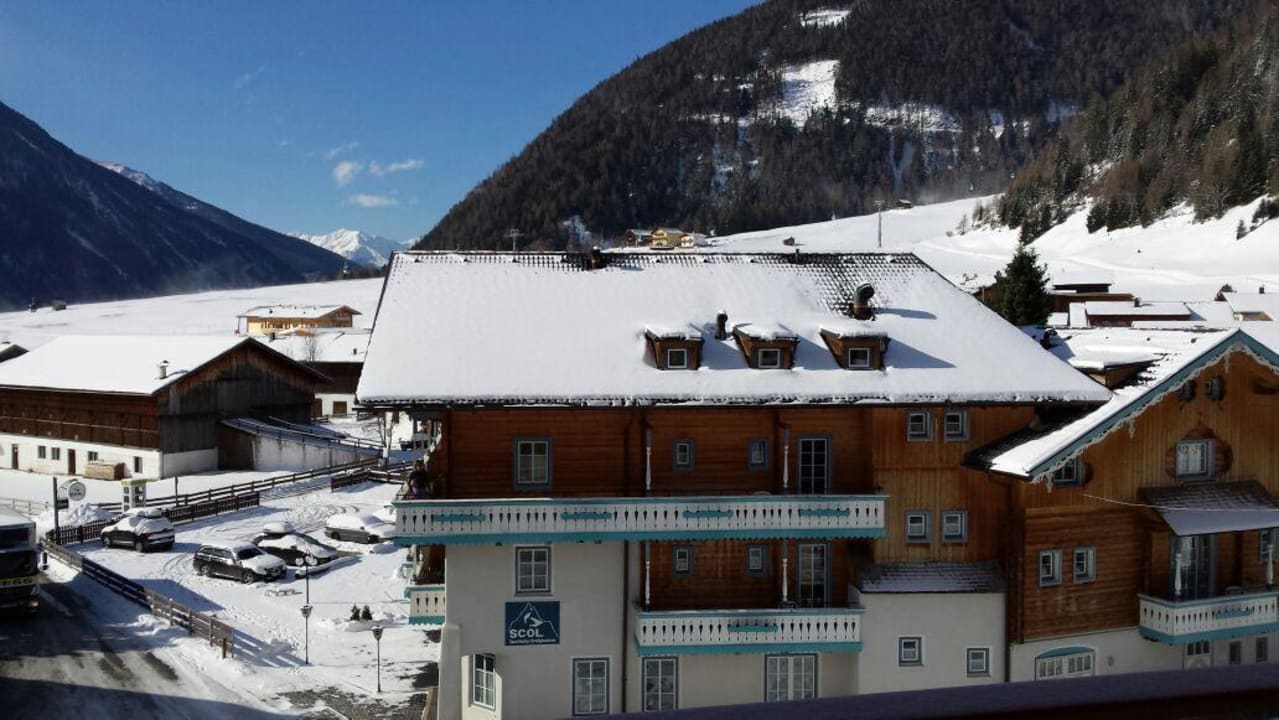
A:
[300,604,313,665]
[371,624,384,693]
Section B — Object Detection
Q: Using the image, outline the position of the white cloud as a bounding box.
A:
[346,193,399,208]
[233,65,265,90]
[369,158,424,176]
[332,160,363,187]
[324,141,360,160]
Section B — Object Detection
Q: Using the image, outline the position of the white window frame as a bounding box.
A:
[51,446,61,461]
[943,409,969,441]
[672,546,692,576]
[1187,640,1211,657]
[472,653,496,709]
[572,657,609,716]
[673,439,694,470]
[941,510,968,543]
[898,636,923,666]
[641,657,678,711]
[515,546,551,595]
[1050,458,1083,486]
[1039,549,1062,586]
[1175,439,1213,479]
[87,450,99,461]
[747,544,767,576]
[37,446,46,460]
[966,647,990,677]
[906,411,933,441]
[846,346,872,369]
[665,347,688,370]
[748,438,769,469]
[756,348,782,369]
[764,654,816,702]
[1035,649,1094,679]
[1073,546,1096,584]
[514,438,551,487]
[905,511,930,543]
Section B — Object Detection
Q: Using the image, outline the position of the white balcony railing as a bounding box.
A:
[1138,591,1279,644]
[635,606,863,655]
[405,584,446,625]
[393,494,886,545]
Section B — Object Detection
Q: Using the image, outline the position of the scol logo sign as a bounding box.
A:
[505,601,561,646]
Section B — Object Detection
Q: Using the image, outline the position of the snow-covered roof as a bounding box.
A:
[1068,303,1088,328]
[1083,301,1190,318]
[645,324,702,341]
[259,328,370,363]
[1141,482,1279,536]
[0,335,253,395]
[239,304,360,319]
[358,252,1113,406]
[1221,292,1279,318]
[974,328,1279,479]
[1051,270,1114,289]
[819,319,888,338]
[859,562,1003,593]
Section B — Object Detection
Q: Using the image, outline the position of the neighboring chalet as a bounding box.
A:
[0,336,328,478]
[1217,290,1279,322]
[1047,272,1133,314]
[260,328,370,418]
[358,251,1112,719]
[238,304,360,336]
[649,227,685,249]
[970,326,1279,680]
[625,229,654,247]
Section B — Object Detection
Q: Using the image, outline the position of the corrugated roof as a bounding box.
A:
[1141,481,1279,536]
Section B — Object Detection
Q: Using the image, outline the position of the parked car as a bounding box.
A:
[250,521,339,569]
[100,507,175,552]
[192,541,286,583]
[324,513,396,544]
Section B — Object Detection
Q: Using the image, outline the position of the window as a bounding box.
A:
[765,654,816,701]
[905,511,930,543]
[898,637,923,666]
[87,451,99,461]
[966,648,990,677]
[748,439,769,469]
[756,348,782,369]
[1230,641,1243,665]
[572,658,609,716]
[1175,440,1212,479]
[943,410,968,441]
[673,440,694,470]
[134,456,143,473]
[514,439,551,487]
[332,400,348,415]
[1258,637,1269,663]
[51,447,61,461]
[846,347,872,369]
[906,411,933,441]
[941,510,967,543]
[642,657,677,711]
[472,653,496,709]
[515,546,551,594]
[1035,649,1094,679]
[746,544,767,576]
[1187,640,1211,658]
[37,446,46,459]
[1050,458,1083,486]
[665,347,688,370]
[1039,550,1062,586]
[1176,380,1197,401]
[1073,547,1096,583]
[1261,529,1278,563]
[672,546,692,576]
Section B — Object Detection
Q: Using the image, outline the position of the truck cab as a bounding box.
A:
[0,506,40,614]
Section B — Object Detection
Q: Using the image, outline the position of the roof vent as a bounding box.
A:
[715,312,729,340]
[851,283,875,320]
[158,360,169,380]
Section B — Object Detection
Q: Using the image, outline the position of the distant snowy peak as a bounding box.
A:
[96,161,164,194]
[291,229,411,267]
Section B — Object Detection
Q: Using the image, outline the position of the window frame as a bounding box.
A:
[1258,636,1269,663]
[1050,458,1083,487]
[514,545,552,595]
[672,439,694,471]
[746,544,767,576]
[1035,649,1094,680]
[665,347,689,370]
[1039,549,1063,586]
[87,450,99,462]
[943,409,969,441]
[51,446,61,461]
[941,510,968,543]
[846,346,872,370]
[898,636,923,666]
[906,411,933,441]
[472,653,497,709]
[905,510,931,543]
[764,653,817,702]
[1175,439,1213,480]
[133,456,143,473]
[966,647,991,677]
[1260,528,1278,563]
[641,657,678,712]
[37,445,46,460]
[1073,546,1096,584]
[756,347,783,369]
[1229,640,1243,665]
[513,437,552,488]
[672,545,693,576]
[747,438,769,469]
[571,657,610,716]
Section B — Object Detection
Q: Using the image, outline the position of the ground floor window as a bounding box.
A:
[37,446,46,459]
[573,657,609,716]
[472,653,496,709]
[134,456,143,473]
[966,647,990,677]
[1258,636,1269,663]
[1035,648,1094,679]
[642,657,677,711]
[765,654,816,702]
[87,450,99,461]
[51,447,61,461]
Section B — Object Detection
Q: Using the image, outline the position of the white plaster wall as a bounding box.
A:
[857,592,1004,694]
[159,448,218,477]
[0,433,161,478]
[623,651,856,710]
[316,393,356,417]
[247,436,362,472]
[443,542,625,720]
[1009,627,1182,682]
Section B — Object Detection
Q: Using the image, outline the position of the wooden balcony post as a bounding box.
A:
[782,428,790,495]
[782,544,789,604]
[644,541,652,610]
[644,428,652,496]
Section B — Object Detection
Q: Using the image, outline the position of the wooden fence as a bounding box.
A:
[0,496,50,515]
[45,492,262,546]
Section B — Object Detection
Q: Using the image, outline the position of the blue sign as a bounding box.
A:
[505,601,560,646]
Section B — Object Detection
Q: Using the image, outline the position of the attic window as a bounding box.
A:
[820,326,888,370]
[666,348,688,369]
[732,324,798,370]
[847,347,872,369]
[646,327,703,371]
[757,348,782,369]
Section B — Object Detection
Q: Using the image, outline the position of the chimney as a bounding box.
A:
[1133,297,1142,307]
[715,312,729,340]
[587,246,606,270]
[158,360,169,380]
[1261,286,1267,294]
[851,283,876,320]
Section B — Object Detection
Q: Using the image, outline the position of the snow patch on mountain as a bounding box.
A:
[96,161,164,194]
[777,60,839,125]
[800,9,850,28]
[291,229,410,267]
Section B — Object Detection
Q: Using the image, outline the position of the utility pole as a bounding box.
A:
[875,200,885,249]
[504,227,523,252]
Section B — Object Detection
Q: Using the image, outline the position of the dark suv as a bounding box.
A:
[192,542,286,583]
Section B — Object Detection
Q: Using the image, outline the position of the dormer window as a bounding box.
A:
[732,323,798,370]
[666,348,688,369]
[820,325,888,370]
[757,348,782,369]
[645,326,703,371]
[847,347,872,369]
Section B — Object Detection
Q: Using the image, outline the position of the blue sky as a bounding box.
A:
[0,1,757,241]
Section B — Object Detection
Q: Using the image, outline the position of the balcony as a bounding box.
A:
[634,606,863,655]
[1138,591,1279,644]
[393,494,887,545]
[405,584,446,625]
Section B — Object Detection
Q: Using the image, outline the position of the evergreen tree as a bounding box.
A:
[994,246,1053,326]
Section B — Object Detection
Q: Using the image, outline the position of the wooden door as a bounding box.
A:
[796,542,829,607]
[10,444,16,470]
[68,449,76,475]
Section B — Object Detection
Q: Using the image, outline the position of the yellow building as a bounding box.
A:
[238,304,360,336]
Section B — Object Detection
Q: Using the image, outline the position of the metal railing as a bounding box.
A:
[1139,591,1279,644]
[635,606,863,654]
[0,496,50,516]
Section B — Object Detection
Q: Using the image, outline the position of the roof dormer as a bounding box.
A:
[732,323,799,370]
[645,326,704,370]
[820,323,889,370]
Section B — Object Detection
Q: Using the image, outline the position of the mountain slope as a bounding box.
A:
[418,0,1255,251]
[0,100,346,309]
[290,228,410,267]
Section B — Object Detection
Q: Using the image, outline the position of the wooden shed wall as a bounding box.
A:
[0,390,160,448]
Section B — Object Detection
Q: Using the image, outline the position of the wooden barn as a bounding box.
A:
[259,328,370,417]
[0,335,328,479]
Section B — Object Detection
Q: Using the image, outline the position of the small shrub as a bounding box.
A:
[350,604,362,622]
[361,605,373,622]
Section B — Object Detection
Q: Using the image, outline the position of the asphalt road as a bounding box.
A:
[0,574,294,719]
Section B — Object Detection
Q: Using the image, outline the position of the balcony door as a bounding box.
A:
[797,437,830,495]
[796,542,829,608]
[1171,535,1216,600]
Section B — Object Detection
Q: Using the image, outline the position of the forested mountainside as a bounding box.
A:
[1001,2,1279,240]
[0,101,346,309]
[418,0,1255,251]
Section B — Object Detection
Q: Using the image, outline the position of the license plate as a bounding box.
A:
[0,576,35,588]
